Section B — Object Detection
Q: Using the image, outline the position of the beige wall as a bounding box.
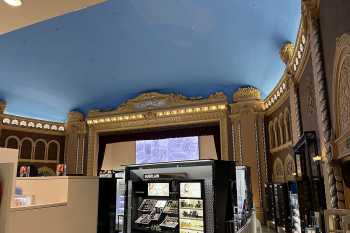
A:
[8,177,99,233]
[0,148,19,233]
[14,177,68,207]
[102,135,217,170]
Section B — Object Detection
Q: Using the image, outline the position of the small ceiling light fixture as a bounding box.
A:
[313,155,322,162]
[3,0,23,7]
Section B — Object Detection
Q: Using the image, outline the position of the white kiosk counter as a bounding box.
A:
[8,176,99,233]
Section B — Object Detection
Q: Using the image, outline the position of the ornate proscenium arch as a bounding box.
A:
[86,92,231,175]
[333,33,350,161]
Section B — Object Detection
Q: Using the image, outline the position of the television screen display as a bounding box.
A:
[180,182,202,198]
[148,183,170,197]
[136,136,199,164]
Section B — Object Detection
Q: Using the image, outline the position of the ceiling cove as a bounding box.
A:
[0,0,301,121]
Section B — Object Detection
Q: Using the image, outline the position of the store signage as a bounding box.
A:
[144,173,160,179]
[144,173,187,180]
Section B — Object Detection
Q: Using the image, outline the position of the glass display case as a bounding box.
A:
[124,160,236,233]
[273,183,291,233]
[288,182,301,233]
[264,183,276,227]
[116,171,126,232]
[97,170,126,233]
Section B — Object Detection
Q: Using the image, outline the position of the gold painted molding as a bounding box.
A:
[86,92,230,176]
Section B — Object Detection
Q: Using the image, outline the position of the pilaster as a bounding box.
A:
[65,111,87,175]
[230,87,266,222]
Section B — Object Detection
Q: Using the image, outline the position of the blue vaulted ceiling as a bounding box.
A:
[0,0,300,121]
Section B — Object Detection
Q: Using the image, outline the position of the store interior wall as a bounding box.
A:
[101,135,218,170]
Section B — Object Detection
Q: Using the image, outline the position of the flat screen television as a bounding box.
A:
[147,182,170,197]
[136,136,199,164]
[180,182,202,198]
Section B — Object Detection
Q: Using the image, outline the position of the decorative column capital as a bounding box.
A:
[231,87,264,115]
[233,86,261,102]
[67,111,84,123]
[0,100,6,114]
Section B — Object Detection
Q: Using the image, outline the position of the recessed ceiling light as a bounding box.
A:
[3,0,22,7]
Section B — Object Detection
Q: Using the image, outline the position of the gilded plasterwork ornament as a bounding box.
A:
[339,58,350,135]
[233,87,261,102]
[280,42,295,65]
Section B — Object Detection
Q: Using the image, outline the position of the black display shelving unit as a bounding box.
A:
[123,160,236,233]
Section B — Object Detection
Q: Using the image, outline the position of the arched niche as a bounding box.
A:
[268,121,275,148]
[34,139,47,160]
[5,136,20,149]
[48,140,60,161]
[273,157,285,183]
[86,92,231,175]
[20,137,34,160]
[284,108,291,142]
[278,113,285,145]
[284,154,296,181]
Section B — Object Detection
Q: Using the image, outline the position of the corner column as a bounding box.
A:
[0,101,6,139]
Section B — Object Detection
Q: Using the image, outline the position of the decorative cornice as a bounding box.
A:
[0,113,65,133]
[263,17,310,113]
[263,74,289,112]
[290,19,310,82]
[280,42,295,65]
[87,92,228,126]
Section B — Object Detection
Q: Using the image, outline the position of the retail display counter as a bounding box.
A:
[7,176,99,233]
